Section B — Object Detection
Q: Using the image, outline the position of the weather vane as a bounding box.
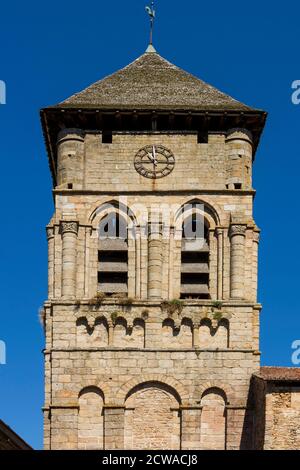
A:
[145,1,156,45]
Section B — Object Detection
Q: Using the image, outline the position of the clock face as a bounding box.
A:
[134,145,175,179]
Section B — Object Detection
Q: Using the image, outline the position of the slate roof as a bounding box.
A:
[55,50,259,112]
[0,420,32,450]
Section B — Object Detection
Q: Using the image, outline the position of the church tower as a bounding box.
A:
[41,45,266,449]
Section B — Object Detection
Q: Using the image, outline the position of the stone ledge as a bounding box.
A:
[45,347,259,353]
[44,405,80,410]
[44,299,262,309]
[53,189,256,196]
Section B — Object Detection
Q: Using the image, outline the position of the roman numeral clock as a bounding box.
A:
[134,144,175,179]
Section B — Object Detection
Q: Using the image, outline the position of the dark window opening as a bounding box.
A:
[102,130,113,144]
[98,272,127,284]
[198,131,208,144]
[98,251,128,263]
[181,273,209,284]
[99,213,127,239]
[67,183,73,189]
[234,183,242,189]
[98,213,128,296]
[181,293,210,300]
[181,251,208,264]
[180,213,210,300]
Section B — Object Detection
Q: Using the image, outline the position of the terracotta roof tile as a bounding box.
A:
[258,366,300,381]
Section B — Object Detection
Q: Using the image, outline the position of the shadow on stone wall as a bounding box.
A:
[240,376,265,450]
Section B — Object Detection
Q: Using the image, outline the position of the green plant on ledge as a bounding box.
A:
[161,299,184,316]
[89,292,106,307]
[111,311,121,325]
[211,300,223,311]
[118,296,134,307]
[212,310,222,321]
[211,300,223,321]
[141,309,149,319]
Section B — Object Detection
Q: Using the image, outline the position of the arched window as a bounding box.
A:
[180,213,210,299]
[98,213,128,296]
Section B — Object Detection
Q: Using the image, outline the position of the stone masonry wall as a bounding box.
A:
[44,130,261,450]
[56,131,252,192]
[264,384,300,450]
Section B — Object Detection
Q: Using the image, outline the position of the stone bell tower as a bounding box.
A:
[41,46,266,450]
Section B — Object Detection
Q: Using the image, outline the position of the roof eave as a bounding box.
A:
[41,106,267,186]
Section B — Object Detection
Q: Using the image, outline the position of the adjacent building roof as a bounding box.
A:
[54,50,260,112]
[258,367,300,382]
[0,420,32,450]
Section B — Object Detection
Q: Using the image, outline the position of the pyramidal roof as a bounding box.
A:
[55,49,257,112]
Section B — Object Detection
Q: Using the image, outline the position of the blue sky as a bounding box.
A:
[0,0,299,450]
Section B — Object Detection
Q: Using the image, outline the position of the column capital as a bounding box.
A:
[60,220,79,235]
[215,227,224,237]
[148,221,163,236]
[253,230,260,243]
[46,226,54,240]
[229,224,247,238]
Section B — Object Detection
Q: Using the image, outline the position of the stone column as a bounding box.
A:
[252,230,260,301]
[216,227,224,300]
[135,226,141,299]
[60,221,79,299]
[168,226,175,300]
[127,231,136,299]
[193,322,200,348]
[46,226,55,300]
[147,221,163,300]
[181,407,202,450]
[108,320,114,346]
[229,224,247,299]
[104,407,125,450]
[225,129,253,190]
[57,128,84,189]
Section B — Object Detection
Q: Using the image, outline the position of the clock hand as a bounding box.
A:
[152,145,158,165]
[147,150,157,166]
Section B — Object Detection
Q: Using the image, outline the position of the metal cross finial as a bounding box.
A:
[145,1,156,45]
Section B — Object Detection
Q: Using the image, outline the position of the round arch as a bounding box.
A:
[116,374,189,405]
[197,382,235,405]
[89,199,137,230]
[174,198,220,231]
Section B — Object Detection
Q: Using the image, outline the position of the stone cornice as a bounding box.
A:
[45,348,259,354]
[53,188,256,197]
[44,299,262,308]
